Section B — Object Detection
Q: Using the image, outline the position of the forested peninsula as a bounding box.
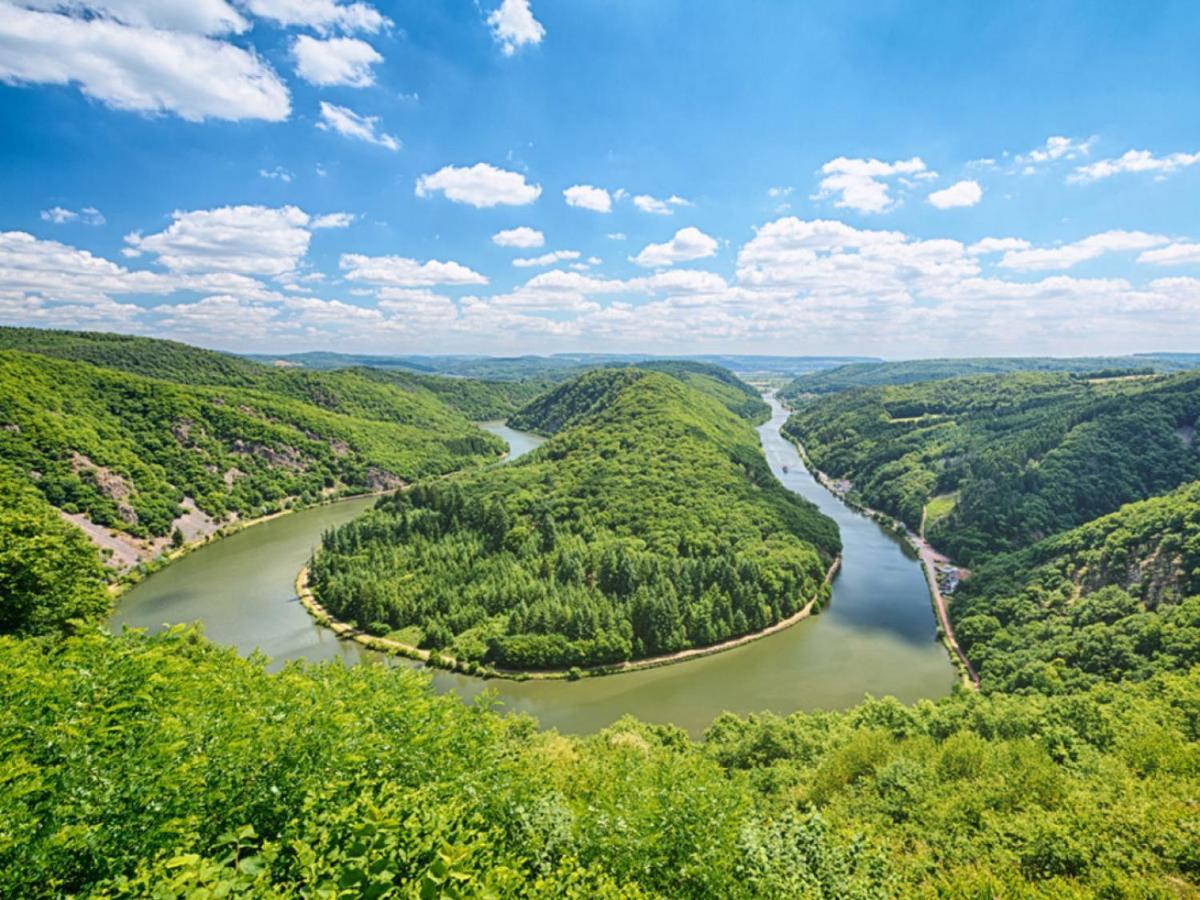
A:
[310,368,839,670]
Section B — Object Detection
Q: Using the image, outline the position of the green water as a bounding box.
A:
[113,407,955,735]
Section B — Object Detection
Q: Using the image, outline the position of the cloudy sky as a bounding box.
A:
[3,0,1200,357]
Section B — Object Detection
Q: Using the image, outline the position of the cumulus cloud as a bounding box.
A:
[1138,242,1200,266]
[1069,149,1200,183]
[631,226,719,268]
[492,226,544,248]
[968,237,1030,256]
[512,249,579,268]
[292,35,381,87]
[259,166,293,182]
[123,205,343,276]
[814,156,928,213]
[0,4,290,121]
[316,101,399,149]
[1016,135,1096,171]
[563,184,612,213]
[416,163,542,207]
[15,0,250,35]
[41,206,105,225]
[998,230,1168,271]
[927,180,982,209]
[310,212,354,229]
[340,253,488,287]
[241,0,387,33]
[486,0,544,56]
[632,194,690,215]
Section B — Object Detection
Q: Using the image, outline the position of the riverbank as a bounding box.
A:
[779,428,979,690]
[295,556,841,681]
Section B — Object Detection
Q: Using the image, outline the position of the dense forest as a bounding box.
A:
[779,355,1200,396]
[783,371,1200,564]
[1,626,1196,897]
[310,369,839,669]
[948,480,1200,694]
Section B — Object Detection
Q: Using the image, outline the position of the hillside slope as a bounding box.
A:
[950,480,1200,692]
[784,371,1200,563]
[311,370,839,669]
[0,351,502,568]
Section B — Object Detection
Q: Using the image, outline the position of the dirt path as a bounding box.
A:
[296,557,841,681]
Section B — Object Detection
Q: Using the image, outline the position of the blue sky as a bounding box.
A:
[2,0,1200,357]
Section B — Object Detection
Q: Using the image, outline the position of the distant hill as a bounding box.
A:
[246,349,876,379]
[509,363,769,433]
[780,355,1200,396]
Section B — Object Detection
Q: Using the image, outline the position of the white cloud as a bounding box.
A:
[633,195,671,215]
[563,184,612,213]
[998,230,1168,271]
[124,205,318,276]
[416,163,541,207]
[316,101,399,150]
[631,226,719,268]
[0,229,173,303]
[513,249,579,268]
[340,253,488,287]
[292,35,380,87]
[814,156,928,213]
[927,179,982,209]
[240,0,387,33]
[40,205,105,225]
[1016,135,1096,168]
[606,232,626,241]
[967,237,1030,255]
[486,0,544,56]
[0,4,290,121]
[1138,243,1200,266]
[493,226,544,248]
[310,212,354,229]
[259,166,293,182]
[14,0,249,35]
[767,186,792,198]
[1069,149,1200,183]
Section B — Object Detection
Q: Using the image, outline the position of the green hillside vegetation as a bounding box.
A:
[632,360,771,423]
[0,326,550,422]
[0,468,109,636]
[783,371,1200,564]
[1,627,1196,896]
[0,350,502,542]
[310,370,839,669]
[779,355,1198,396]
[950,480,1200,693]
[509,365,767,434]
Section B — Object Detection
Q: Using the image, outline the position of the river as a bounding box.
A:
[112,405,955,736]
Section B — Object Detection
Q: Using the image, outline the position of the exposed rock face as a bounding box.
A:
[2,423,20,433]
[172,419,195,444]
[70,452,138,525]
[229,440,306,470]
[329,439,350,457]
[223,467,245,487]
[366,467,404,491]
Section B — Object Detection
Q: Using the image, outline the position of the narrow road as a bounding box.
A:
[910,533,981,688]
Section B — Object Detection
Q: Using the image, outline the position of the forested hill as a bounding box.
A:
[0,349,502,552]
[0,327,546,422]
[779,355,1200,396]
[508,364,768,434]
[310,370,839,670]
[783,371,1200,564]
[949,480,1200,693]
